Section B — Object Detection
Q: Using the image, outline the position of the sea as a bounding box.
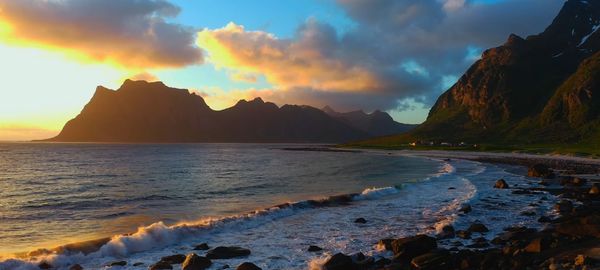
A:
[0,143,559,270]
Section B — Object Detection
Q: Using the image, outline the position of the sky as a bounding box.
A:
[0,0,565,141]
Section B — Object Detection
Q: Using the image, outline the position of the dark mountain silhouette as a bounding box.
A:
[48,79,410,143]
[366,0,600,145]
[322,106,416,137]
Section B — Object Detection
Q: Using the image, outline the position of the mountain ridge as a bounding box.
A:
[48,79,412,143]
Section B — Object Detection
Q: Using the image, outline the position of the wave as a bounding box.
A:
[0,183,408,270]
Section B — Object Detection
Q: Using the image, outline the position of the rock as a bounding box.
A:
[528,164,555,178]
[494,179,509,189]
[538,216,552,223]
[520,210,536,216]
[437,225,455,239]
[149,261,173,270]
[378,238,394,251]
[467,222,489,233]
[554,200,573,214]
[555,214,600,238]
[410,250,452,270]
[160,254,186,265]
[307,245,323,252]
[193,243,210,250]
[574,254,597,266]
[456,230,471,239]
[206,246,251,259]
[110,261,127,266]
[69,264,83,270]
[354,217,367,224]
[459,204,472,213]
[524,237,551,253]
[38,262,52,269]
[133,262,144,266]
[391,235,437,262]
[448,187,456,190]
[322,253,357,270]
[590,183,600,195]
[467,237,489,248]
[182,253,212,270]
[236,262,261,270]
[561,177,587,186]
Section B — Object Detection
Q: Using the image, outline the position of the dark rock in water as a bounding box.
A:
[133,262,144,266]
[206,246,251,259]
[378,238,394,251]
[182,253,212,270]
[467,223,489,233]
[590,183,600,195]
[374,257,391,267]
[538,216,552,223]
[160,254,186,264]
[236,262,261,270]
[437,225,455,239]
[307,245,323,252]
[410,250,452,270]
[520,210,536,216]
[459,204,472,213]
[149,261,173,270]
[323,253,357,270]
[38,262,52,269]
[110,261,127,266]
[528,164,555,178]
[467,237,489,248]
[494,179,509,189]
[354,217,367,224]
[456,230,471,239]
[448,187,456,190]
[391,235,437,263]
[221,265,230,269]
[193,243,210,250]
[554,200,573,214]
[69,264,83,270]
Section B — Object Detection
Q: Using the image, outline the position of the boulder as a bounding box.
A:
[538,216,552,223]
[354,218,367,224]
[110,261,127,266]
[467,223,489,233]
[494,179,509,189]
[524,237,551,253]
[590,183,599,195]
[133,262,144,266]
[149,261,173,270]
[561,177,587,186]
[307,245,323,252]
[437,225,455,239]
[323,253,357,270]
[554,200,573,214]
[467,237,489,248]
[193,243,210,250]
[410,250,452,270]
[459,204,472,214]
[391,235,438,262]
[236,262,261,270]
[206,246,251,259]
[159,254,186,265]
[378,238,394,251]
[69,264,83,270]
[182,253,212,270]
[527,164,555,178]
[555,214,600,238]
[456,230,471,239]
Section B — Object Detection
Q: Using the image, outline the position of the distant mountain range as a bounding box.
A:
[47,80,413,143]
[363,0,600,146]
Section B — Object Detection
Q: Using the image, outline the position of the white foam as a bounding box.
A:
[356,186,401,200]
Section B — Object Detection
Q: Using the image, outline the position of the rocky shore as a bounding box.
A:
[318,162,600,270]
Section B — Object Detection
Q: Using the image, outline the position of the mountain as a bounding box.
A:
[49,79,394,143]
[373,0,600,145]
[322,106,416,137]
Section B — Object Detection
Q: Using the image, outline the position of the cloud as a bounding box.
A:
[196,0,563,115]
[130,72,160,82]
[0,0,202,68]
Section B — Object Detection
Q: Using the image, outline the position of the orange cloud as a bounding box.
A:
[197,22,383,93]
[0,0,202,69]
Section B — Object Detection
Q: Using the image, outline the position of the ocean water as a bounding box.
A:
[0,143,558,270]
